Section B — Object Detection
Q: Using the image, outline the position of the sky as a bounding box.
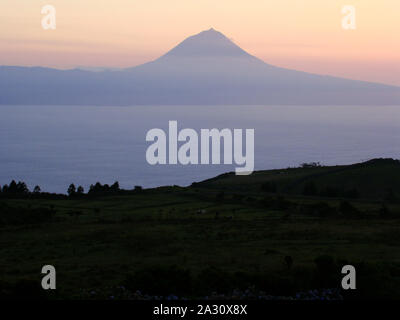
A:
[0,0,399,86]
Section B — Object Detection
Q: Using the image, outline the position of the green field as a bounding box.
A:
[1,159,400,299]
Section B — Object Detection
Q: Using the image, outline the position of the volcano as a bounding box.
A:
[1,28,399,105]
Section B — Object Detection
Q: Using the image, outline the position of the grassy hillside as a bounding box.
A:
[193,158,400,200]
[0,158,399,300]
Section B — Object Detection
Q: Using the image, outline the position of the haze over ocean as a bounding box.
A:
[0,104,399,194]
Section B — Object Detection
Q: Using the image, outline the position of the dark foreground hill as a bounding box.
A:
[1,29,399,106]
[1,158,400,300]
[192,158,400,201]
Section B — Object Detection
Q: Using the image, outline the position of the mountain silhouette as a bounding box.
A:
[0,28,399,105]
[161,28,252,58]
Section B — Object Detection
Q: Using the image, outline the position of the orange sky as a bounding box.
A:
[0,0,399,85]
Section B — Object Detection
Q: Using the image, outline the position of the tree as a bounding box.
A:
[3,180,29,195]
[77,186,84,195]
[2,184,8,193]
[67,184,76,197]
[92,182,102,194]
[111,181,120,192]
[33,185,41,194]
[16,181,29,194]
[8,180,17,193]
[301,162,321,168]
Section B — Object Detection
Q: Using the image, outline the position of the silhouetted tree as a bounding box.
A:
[301,162,321,168]
[67,184,76,197]
[111,181,120,192]
[33,185,41,194]
[89,182,102,194]
[2,180,29,195]
[16,181,29,194]
[77,186,84,194]
[8,180,18,193]
[2,184,9,193]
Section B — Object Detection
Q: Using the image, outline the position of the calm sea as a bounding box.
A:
[0,105,399,193]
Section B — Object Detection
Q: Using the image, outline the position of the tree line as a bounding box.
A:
[0,180,143,199]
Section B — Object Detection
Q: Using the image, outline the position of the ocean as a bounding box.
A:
[0,105,399,193]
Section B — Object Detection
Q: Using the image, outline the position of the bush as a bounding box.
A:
[301,162,321,168]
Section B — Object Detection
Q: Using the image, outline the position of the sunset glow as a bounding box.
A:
[0,0,399,85]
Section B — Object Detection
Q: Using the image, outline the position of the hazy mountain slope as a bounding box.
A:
[1,29,399,105]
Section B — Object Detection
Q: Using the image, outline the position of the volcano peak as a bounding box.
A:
[161,28,251,59]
